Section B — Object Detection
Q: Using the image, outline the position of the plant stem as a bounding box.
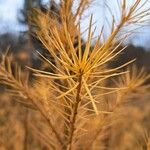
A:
[67,72,83,150]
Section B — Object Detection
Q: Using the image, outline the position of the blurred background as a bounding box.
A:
[0,0,150,68]
[0,0,150,45]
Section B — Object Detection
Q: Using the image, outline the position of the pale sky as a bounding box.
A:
[0,0,150,49]
[0,0,25,33]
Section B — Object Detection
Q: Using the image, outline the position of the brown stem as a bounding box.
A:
[67,72,83,150]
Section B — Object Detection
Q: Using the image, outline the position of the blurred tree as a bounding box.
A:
[17,0,58,68]
[18,0,43,25]
[0,33,18,51]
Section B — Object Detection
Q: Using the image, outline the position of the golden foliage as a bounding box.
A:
[0,0,150,149]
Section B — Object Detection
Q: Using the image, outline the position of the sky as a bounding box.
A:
[0,0,26,33]
[0,0,150,49]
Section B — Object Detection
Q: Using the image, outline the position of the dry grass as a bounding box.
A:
[0,0,150,149]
